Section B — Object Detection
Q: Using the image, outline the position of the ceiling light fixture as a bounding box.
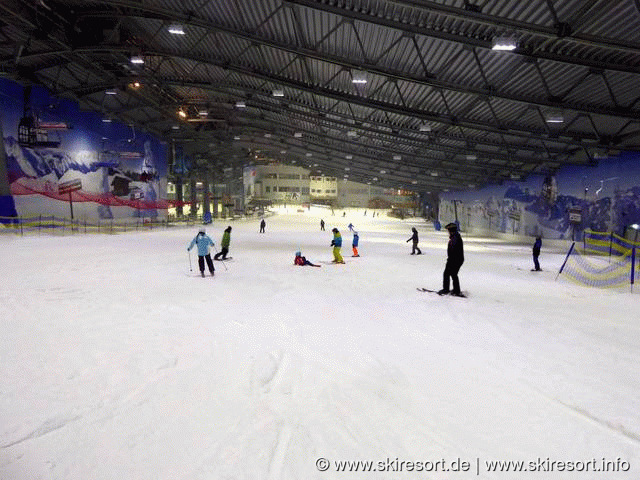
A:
[105,89,118,95]
[168,23,185,35]
[178,109,187,118]
[347,130,357,137]
[545,111,564,123]
[294,132,303,138]
[346,155,353,160]
[235,101,246,108]
[393,155,401,161]
[419,124,431,132]
[130,55,144,64]
[491,35,517,51]
[272,89,284,97]
[351,70,367,84]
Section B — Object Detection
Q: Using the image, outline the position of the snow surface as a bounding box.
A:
[1,206,639,480]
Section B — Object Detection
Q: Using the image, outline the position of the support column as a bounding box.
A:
[175,176,183,217]
[203,173,211,216]
[212,174,219,218]
[189,177,197,218]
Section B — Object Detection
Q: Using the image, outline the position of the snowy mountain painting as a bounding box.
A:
[1,77,167,222]
[440,152,640,240]
[5,136,107,182]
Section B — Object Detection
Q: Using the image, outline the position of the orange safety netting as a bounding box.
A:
[10,178,191,209]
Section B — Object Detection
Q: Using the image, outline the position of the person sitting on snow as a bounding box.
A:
[294,251,321,267]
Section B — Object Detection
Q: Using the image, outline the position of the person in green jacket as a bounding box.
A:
[214,226,232,260]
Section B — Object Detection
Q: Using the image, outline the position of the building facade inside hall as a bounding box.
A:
[242,164,417,209]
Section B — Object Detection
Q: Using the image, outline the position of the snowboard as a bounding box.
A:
[417,287,467,298]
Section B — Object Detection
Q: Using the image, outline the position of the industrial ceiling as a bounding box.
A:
[2,0,640,193]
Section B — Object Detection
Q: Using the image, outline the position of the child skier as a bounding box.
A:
[330,228,345,264]
[352,231,360,257]
[214,226,232,260]
[294,251,321,267]
[187,227,215,277]
[407,227,422,255]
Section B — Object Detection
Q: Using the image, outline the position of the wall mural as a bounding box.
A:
[0,78,168,222]
[439,152,640,240]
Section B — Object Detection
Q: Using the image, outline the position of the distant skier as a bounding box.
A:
[407,227,422,255]
[352,231,360,257]
[260,218,266,233]
[438,223,464,296]
[187,227,215,277]
[294,251,321,267]
[347,222,354,232]
[320,219,325,231]
[532,236,542,271]
[214,226,232,260]
[330,228,345,264]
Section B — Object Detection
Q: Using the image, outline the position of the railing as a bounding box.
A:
[0,215,180,235]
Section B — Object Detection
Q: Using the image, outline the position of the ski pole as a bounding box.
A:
[188,250,192,272]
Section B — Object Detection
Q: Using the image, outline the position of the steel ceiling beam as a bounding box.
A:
[62,4,640,121]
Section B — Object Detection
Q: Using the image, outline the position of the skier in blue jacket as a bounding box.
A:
[188,227,215,277]
[352,231,360,257]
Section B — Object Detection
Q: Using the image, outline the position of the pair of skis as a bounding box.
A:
[417,288,467,298]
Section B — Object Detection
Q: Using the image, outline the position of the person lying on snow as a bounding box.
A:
[294,251,321,267]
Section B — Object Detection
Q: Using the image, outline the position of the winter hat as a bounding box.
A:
[444,222,457,231]
[199,227,206,234]
[332,228,338,232]
[295,251,301,256]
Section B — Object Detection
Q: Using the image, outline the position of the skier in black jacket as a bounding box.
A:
[407,227,422,255]
[438,222,464,296]
[532,236,542,271]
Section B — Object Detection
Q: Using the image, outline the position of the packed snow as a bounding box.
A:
[1,206,639,479]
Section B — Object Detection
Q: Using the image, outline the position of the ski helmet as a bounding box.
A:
[295,251,301,256]
[199,227,206,234]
